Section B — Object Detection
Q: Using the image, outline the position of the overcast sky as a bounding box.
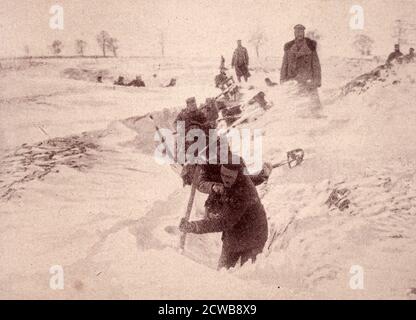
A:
[0,0,415,58]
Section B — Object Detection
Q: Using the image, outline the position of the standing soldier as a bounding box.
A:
[280,24,322,110]
[231,40,250,82]
[127,75,146,87]
[179,162,269,270]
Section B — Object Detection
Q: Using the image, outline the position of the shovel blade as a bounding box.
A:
[287,148,305,168]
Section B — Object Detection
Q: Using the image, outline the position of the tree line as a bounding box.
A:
[47,30,119,57]
[26,22,415,58]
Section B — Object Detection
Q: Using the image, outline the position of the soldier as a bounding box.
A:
[231,40,250,82]
[174,97,208,130]
[165,78,177,87]
[201,98,219,128]
[179,162,270,270]
[219,55,226,70]
[386,44,403,65]
[173,97,209,170]
[114,76,126,86]
[265,77,278,87]
[403,47,415,63]
[215,68,228,88]
[280,24,322,109]
[127,75,146,87]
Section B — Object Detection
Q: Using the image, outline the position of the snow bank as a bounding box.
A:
[1,56,416,299]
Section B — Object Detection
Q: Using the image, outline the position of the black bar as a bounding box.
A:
[1,300,414,319]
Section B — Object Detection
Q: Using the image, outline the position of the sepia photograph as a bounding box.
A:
[1,0,416,303]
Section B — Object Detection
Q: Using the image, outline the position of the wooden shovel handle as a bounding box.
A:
[179,165,201,251]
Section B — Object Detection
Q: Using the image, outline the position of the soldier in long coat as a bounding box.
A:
[179,162,269,270]
[231,40,250,82]
[280,24,322,110]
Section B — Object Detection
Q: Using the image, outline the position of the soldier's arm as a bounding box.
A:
[236,158,270,186]
[245,48,249,65]
[197,165,217,194]
[386,53,394,64]
[311,50,322,87]
[231,51,236,67]
[191,197,249,233]
[248,172,268,186]
[280,50,288,83]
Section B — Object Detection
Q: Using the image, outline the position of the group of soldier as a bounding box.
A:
[113,75,146,87]
[173,24,414,271]
[109,75,177,88]
[177,23,323,270]
[175,96,273,270]
[224,24,322,109]
[386,44,415,65]
[230,24,322,88]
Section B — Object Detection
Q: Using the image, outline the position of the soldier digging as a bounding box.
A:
[179,159,271,270]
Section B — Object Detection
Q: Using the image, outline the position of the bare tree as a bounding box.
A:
[24,45,30,57]
[353,34,374,56]
[249,29,267,58]
[75,39,87,56]
[97,31,110,57]
[51,40,63,56]
[23,45,32,65]
[392,19,416,47]
[107,37,118,57]
[159,31,165,57]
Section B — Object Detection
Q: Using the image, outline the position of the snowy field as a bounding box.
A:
[1,56,416,299]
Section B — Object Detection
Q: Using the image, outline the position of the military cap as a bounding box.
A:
[186,97,196,105]
[294,24,306,30]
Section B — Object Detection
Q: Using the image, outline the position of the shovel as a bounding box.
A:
[179,165,201,252]
[272,148,305,169]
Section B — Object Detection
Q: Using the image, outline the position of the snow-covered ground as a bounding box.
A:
[1,56,415,299]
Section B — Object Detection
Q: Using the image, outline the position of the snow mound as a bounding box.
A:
[99,120,138,148]
[122,108,179,154]
[341,62,416,96]
[61,67,111,82]
[0,133,100,201]
[127,59,416,298]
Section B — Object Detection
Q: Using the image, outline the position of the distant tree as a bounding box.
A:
[249,29,267,58]
[353,34,374,56]
[97,31,110,57]
[159,31,165,57]
[392,19,416,47]
[51,40,63,56]
[306,29,321,42]
[107,37,118,57]
[24,45,30,57]
[23,45,31,64]
[75,39,87,56]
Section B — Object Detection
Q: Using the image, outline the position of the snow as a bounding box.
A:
[1,57,416,299]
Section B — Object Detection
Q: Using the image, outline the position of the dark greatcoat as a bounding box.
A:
[280,38,321,88]
[192,163,268,253]
[231,46,250,79]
